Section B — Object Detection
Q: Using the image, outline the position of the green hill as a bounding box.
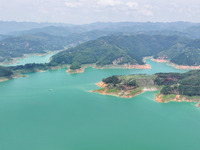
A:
[0,30,112,63]
[0,33,69,62]
[155,70,200,96]
[50,34,182,69]
[154,39,200,66]
[0,66,13,77]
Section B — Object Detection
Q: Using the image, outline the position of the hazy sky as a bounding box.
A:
[0,0,200,24]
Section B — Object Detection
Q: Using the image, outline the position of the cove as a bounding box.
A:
[4,52,58,66]
[0,59,200,150]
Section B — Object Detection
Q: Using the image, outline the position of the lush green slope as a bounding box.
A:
[102,34,182,64]
[0,66,13,77]
[155,70,200,96]
[0,33,69,62]
[50,38,138,69]
[50,34,182,69]
[154,39,200,66]
[0,29,112,63]
[0,62,60,79]
[8,63,56,74]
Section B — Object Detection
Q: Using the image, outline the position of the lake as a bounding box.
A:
[0,58,200,150]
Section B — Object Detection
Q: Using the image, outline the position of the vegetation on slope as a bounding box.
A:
[0,62,63,80]
[50,34,182,69]
[50,39,138,68]
[92,74,155,98]
[0,30,111,63]
[154,39,200,66]
[0,66,13,77]
[93,70,200,99]
[0,33,69,62]
[155,70,200,96]
[1,22,200,68]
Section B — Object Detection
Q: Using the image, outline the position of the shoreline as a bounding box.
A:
[91,81,200,107]
[66,62,151,74]
[0,64,68,83]
[66,68,85,74]
[90,82,157,99]
[94,63,151,70]
[155,93,200,107]
[2,56,199,82]
[0,74,28,83]
[0,49,64,66]
[0,77,9,82]
[151,58,200,70]
[66,56,152,74]
[95,57,152,70]
[66,64,95,74]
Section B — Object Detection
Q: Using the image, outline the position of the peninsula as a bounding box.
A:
[91,70,200,107]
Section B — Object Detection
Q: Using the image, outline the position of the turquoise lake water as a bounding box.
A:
[5,52,57,66]
[0,59,200,150]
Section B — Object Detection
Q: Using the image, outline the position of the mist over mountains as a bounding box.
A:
[1,21,200,68]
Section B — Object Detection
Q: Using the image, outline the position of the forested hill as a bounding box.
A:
[1,21,200,66]
[155,70,200,96]
[154,39,200,66]
[50,34,187,69]
[0,30,110,63]
[0,33,69,62]
[0,66,13,78]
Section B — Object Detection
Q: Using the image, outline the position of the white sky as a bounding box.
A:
[0,0,200,24]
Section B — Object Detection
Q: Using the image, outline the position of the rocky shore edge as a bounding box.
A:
[155,94,200,107]
[151,58,200,70]
[66,63,151,74]
[91,81,200,107]
[90,81,157,99]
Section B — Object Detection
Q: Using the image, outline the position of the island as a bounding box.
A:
[91,70,200,107]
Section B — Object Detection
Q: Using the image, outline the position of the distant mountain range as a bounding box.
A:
[1,21,200,37]
[0,30,111,62]
[1,21,200,68]
[0,33,68,62]
[0,21,69,35]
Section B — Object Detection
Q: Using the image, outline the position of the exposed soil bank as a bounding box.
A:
[94,63,151,70]
[92,81,200,107]
[155,94,200,107]
[152,58,200,70]
[66,68,84,74]
[91,82,157,99]
[0,74,27,83]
